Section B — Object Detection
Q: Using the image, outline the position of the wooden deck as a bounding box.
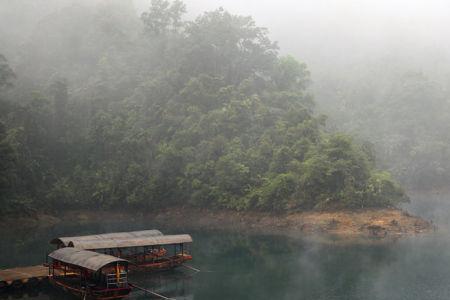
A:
[0,265,48,288]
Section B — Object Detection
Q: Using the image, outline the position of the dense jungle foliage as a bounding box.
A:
[0,0,408,215]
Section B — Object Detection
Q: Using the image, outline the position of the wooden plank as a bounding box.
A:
[0,265,47,282]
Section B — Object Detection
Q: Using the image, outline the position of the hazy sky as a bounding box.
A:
[1,0,449,82]
[133,0,450,77]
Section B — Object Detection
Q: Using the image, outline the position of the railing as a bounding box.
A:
[106,272,127,289]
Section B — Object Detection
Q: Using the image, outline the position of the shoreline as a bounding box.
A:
[148,207,433,239]
[1,207,433,241]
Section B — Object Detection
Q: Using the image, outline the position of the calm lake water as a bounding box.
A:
[2,196,450,300]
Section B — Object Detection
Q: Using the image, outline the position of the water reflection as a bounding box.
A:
[130,271,193,300]
[0,284,68,300]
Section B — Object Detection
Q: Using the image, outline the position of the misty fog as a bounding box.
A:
[2,1,450,299]
[3,0,450,203]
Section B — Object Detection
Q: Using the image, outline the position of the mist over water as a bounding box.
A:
[2,1,450,299]
[2,215,450,300]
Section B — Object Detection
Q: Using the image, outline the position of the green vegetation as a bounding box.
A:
[0,1,408,215]
[317,68,450,190]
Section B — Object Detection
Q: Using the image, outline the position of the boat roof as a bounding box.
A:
[50,229,164,247]
[48,247,128,272]
[68,234,193,250]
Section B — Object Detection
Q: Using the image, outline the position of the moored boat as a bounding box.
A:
[51,231,193,272]
[48,247,131,299]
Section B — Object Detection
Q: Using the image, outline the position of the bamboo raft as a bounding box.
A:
[0,265,48,289]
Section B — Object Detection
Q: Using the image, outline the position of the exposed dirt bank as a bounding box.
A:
[160,208,432,238]
[37,207,434,240]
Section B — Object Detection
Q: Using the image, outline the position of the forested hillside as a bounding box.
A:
[0,0,407,215]
[316,64,450,190]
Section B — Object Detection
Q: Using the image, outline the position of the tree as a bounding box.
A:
[183,8,278,84]
[141,0,186,35]
[0,122,17,211]
[0,2,408,214]
[0,54,15,90]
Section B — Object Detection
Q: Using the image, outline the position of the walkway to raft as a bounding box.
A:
[0,265,48,289]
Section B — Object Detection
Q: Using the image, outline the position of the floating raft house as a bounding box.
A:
[51,230,193,271]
